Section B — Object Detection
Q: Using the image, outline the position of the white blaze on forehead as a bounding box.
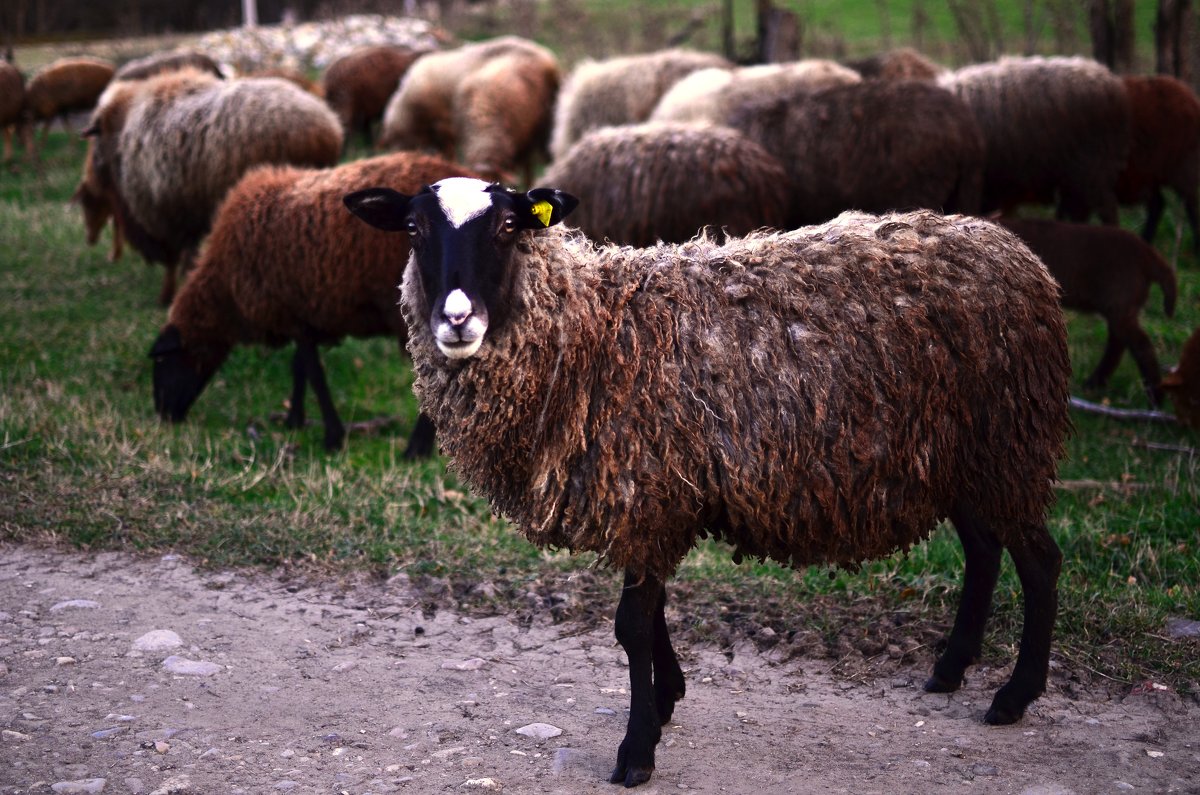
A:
[443,288,472,318]
[433,177,495,228]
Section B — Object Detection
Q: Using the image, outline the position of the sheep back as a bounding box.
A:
[113,50,223,81]
[0,61,23,129]
[117,68,343,260]
[725,79,984,224]
[549,48,731,160]
[1117,74,1200,204]
[845,47,946,81]
[401,212,1069,580]
[939,56,1130,219]
[537,122,790,246]
[171,152,478,349]
[321,45,424,140]
[24,56,115,121]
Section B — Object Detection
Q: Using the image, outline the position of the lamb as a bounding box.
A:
[378,35,560,185]
[1117,74,1200,250]
[150,152,477,453]
[1161,326,1200,428]
[344,177,1070,787]
[113,50,223,81]
[844,47,946,81]
[549,48,731,160]
[0,59,28,161]
[321,45,425,147]
[722,79,984,225]
[997,216,1176,406]
[537,121,789,246]
[84,67,343,305]
[22,56,115,146]
[938,56,1131,223]
[649,60,862,126]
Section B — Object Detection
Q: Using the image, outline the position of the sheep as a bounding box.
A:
[23,56,115,146]
[378,35,560,185]
[244,67,324,97]
[150,152,478,453]
[844,47,946,81]
[344,177,1070,787]
[550,48,731,160]
[536,122,789,246]
[1117,74,1200,250]
[722,79,984,225]
[1161,326,1200,428]
[997,216,1177,406]
[113,50,223,81]
[84,67,343,305]
[321,45,425,147]
[0,59,29,161]
[649,60,862,126]
[938,56,1131,223]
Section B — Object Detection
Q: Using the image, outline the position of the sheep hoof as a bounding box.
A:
[609,764,653,788]
[983,689,1027,725]
[323,428,346,452]
[923,673,962,694]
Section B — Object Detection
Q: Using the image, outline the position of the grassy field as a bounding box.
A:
[2,6,1198,693]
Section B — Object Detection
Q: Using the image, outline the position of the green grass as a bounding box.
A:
[3,8,1200,693]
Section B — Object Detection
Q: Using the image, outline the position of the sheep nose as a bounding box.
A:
[443,288,472,327]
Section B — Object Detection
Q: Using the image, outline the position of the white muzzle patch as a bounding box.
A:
[433,177,494,229]
[435,288,487,359]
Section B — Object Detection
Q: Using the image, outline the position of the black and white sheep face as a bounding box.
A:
[344,177,578,360]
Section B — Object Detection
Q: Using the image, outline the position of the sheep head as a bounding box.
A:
[344,177,577,360]
[148,325,227,423]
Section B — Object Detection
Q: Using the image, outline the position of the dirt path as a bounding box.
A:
[0,544,1196,794]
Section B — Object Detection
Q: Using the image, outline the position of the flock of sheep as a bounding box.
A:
[2,30,1199,787]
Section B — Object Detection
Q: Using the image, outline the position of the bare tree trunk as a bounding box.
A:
[756,0,800,63]
[723,0,735,61]
[1157,0,1194,78]
[1091,0,1137,71]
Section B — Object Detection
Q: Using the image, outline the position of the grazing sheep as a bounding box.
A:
[650,59,861,126]
[23,56,115,145]
[550,48,731,160]
[1117,74,1200,250]
[537,122,789,246]
[0,59,28,160]
[85,67,343,305]
[1161,326,1200,428]
[844,47,946,81]
[150,152,477,453]
[113,50,223,81]
[939,56,1131,223]
[997,216,1177,405]
[378,35,560,185]
[321,45,425,147]
[723,79,984,225]
[345,178,1070,787]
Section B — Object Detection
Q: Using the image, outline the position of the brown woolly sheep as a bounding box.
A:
[378,35,560,185]
[549,48,731,160]
[113,50,223,81]
[245,67,324,97]
[23,56,115,146]
[844,47,946,81]
[150,152,478,453]
[346,179,1069,787]
[1117,75,1200,250]
[537,122,789,246]
[997,216,1177,406]
[723,79,984,225]
[85,67,343,305]
[1161,326,1200,428]
[939,56,1131,223]
[649,60,862,126]
[321,45,425,147]
[0,59,29,161]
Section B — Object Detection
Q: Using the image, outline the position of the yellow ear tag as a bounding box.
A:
[531,200,554,227]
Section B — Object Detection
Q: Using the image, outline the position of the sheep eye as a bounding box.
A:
[405,220,419,236]
[501,216,517,234]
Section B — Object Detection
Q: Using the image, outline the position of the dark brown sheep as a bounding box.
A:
[844,47,946,81]
[723,79,984,225]
[346,178,1070,786]
[0,59,28,160]
[939,56,1131,223]
[23,56,115,146]
[1161,326,1200,428]
[537,122,790,246]
[113,50,223,81]
[997,216,1176,406]
[321,45,424,147]
[1117,75,1200,250]
[150,152,478,453]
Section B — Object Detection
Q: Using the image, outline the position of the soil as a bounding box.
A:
[1,544,1197,795]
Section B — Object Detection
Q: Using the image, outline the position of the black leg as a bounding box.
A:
[1084,323,1128,390]
[927,507,1003,693]
[1119,320,1165,406]
[610,569,662,788]
[985,526,1061,725]
[295,339,345,451]
[401,412,437,459]
[285,346,307,429]
[651,584,686,725]
[1141,190,1166,243]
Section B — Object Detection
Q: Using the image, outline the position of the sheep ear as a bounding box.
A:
[519,188,578,229]
[81,122,99,138]
[343,188,412,232]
